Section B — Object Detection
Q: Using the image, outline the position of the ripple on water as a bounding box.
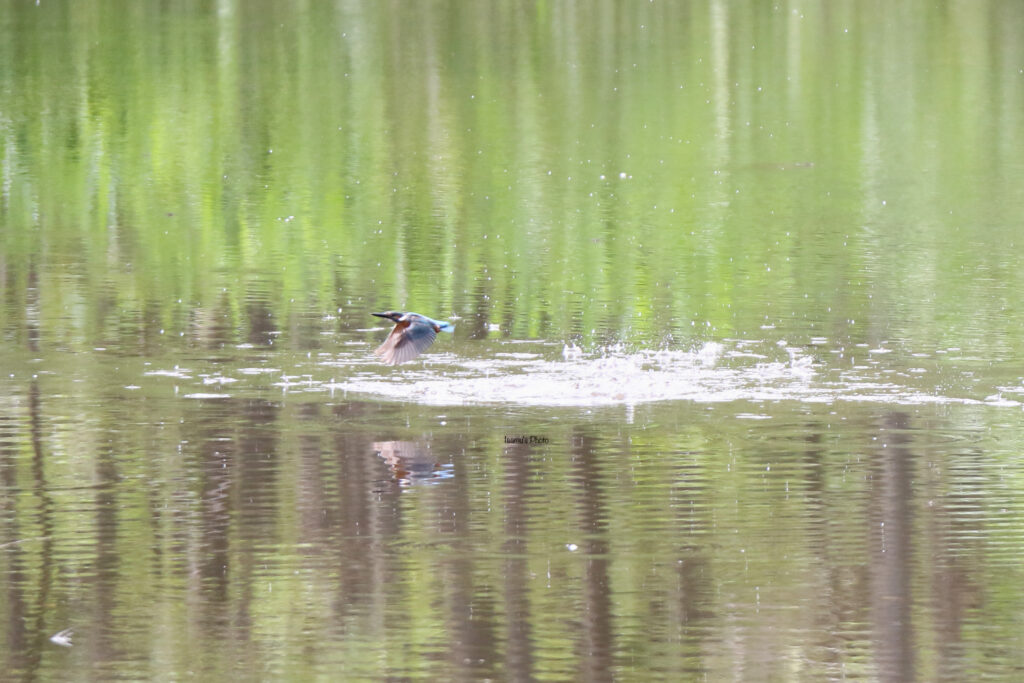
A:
[330,342,816,406]
[324,341,1020,409]
[137,340,1023,410]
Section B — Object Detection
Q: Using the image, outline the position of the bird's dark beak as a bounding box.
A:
[372,312,390,319]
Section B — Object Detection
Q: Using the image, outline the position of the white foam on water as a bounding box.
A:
[323,342,1022,409]
[143,340,1021,409]
[145,368,192,379]
[328,342,825,406]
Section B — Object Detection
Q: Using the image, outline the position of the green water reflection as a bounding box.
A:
[2,0,1024,680]
[3,0,1022,353]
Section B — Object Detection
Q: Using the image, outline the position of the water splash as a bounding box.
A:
[134,340,1022,409]
[323,341,1022,408]
[329,342,821,406]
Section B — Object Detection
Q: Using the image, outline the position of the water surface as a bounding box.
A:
[2,0,1024,680]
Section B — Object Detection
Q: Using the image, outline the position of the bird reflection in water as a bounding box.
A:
[372,440,454,487]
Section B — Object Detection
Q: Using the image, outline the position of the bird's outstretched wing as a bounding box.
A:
[375,321,438,365]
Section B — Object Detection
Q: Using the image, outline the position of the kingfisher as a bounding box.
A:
[372,311,455,365]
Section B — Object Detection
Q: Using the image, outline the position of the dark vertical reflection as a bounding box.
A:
[235,399,282,544]
[245,285,278,346]
[329,403,398,638]
[676,552,712,634]
[297,403,328,549]
[929,475,973,683]
[93,442,123,672]
[190,290,239,350]
[570,431,613,680]
[870,412,915,682]
[0,410,28,675]
[442,439,499,680]
[467,269,493,340]
[140,299,162,354]
[671,451,714,674]
[26,381,53,678]
[25,263,39,353]
[191,400,236,639]
[237,398,282,662]
[799,425,849,670]
[502,443,535,681]
[0,270,46,674]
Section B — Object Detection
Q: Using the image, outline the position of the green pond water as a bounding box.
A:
[2,0,1024,680]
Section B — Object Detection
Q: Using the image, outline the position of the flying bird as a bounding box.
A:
[372,311,454,365]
